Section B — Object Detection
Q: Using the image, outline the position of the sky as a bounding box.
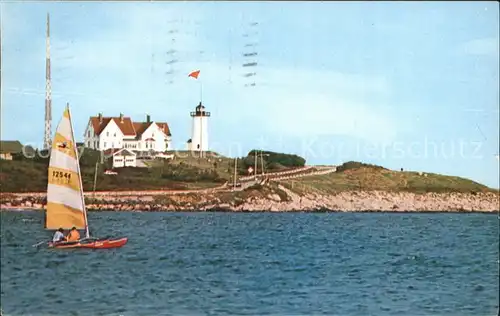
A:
[1,1,499,188]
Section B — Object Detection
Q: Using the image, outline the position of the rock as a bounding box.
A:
[267,194,281,202]
[1,190,499,213]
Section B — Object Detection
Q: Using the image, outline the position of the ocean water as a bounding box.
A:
[1,210,498,316]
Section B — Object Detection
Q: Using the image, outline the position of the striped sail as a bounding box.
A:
[45,106,87,230]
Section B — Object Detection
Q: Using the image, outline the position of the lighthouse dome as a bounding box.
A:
[195,102,205,111]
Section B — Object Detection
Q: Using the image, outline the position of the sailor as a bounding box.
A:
[52,228,66,243]
[66,227,81,242]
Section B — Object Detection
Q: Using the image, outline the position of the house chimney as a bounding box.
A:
[119,113,124,123]
[98,113,103,123]
[146,114,151,123]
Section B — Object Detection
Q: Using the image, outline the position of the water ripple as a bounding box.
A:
[1,211,498,315]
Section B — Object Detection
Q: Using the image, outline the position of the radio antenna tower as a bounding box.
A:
[44,13,52,150]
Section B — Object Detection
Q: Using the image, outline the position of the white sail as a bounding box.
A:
[45,104,88,235]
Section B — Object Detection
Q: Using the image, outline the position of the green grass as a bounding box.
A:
[164,151,236,180]
[281,162,496,195]
[0,149,225,193]
[3,154,495,196]
[163,150,306,178]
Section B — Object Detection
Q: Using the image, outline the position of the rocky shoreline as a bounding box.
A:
[1,186,498,213]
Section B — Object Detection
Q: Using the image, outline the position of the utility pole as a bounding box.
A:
[233,157,238,189]
[93,162,99,194]
[254,150,257,179]
[260,151,265,176]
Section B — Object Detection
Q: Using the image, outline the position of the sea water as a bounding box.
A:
[1,211,498,315]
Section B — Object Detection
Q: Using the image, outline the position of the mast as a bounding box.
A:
[44,13,52,150]
[67,103,90,238]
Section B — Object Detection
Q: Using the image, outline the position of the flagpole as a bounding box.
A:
[199,80,203,158]
[188,70,203,158]
[200,81,203,103]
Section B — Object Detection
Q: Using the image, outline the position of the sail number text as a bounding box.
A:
[52,171,72,183]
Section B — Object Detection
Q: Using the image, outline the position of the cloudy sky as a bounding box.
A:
[1,1,499,187]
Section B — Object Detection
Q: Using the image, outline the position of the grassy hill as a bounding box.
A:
[0,148,308,193]
[157,149,307,177]
[1,148,495,195]
[0,149,226,192]
[281,161,496,195]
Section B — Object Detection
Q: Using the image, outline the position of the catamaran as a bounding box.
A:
[42,103,128,249]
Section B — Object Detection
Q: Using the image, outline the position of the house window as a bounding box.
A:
[88,131,90,137]
[104,142,107,148]
[152,133,155,137]
[114,133,116,137]
[112,142,114,148]
[107,132,109,136]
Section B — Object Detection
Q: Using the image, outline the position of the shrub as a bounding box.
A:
[336,161,386,173]
[247,150,305,167]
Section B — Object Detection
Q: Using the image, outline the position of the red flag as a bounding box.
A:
[188,70,200,79]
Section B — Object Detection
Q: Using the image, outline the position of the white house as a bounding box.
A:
[111,148,137,168]
[83,113,172,153]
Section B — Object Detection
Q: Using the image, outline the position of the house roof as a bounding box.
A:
[156,123,172,137]
[133,122,153,140]
[90,116,136,136]
[112,148,136,156]
[0,140,23,154]
[133,121,172,138]
[89,115,172,138]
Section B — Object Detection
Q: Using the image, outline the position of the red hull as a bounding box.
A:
[48,237,128,249]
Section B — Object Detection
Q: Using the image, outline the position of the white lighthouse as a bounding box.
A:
[187,101,210,154]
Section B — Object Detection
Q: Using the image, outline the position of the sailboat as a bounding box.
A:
[44,104,128,249]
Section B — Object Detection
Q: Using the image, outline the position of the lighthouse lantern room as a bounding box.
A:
[187,102,210,154]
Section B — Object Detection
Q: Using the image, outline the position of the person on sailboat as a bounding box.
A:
[66,227,81,242]
[52,228,66,243]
